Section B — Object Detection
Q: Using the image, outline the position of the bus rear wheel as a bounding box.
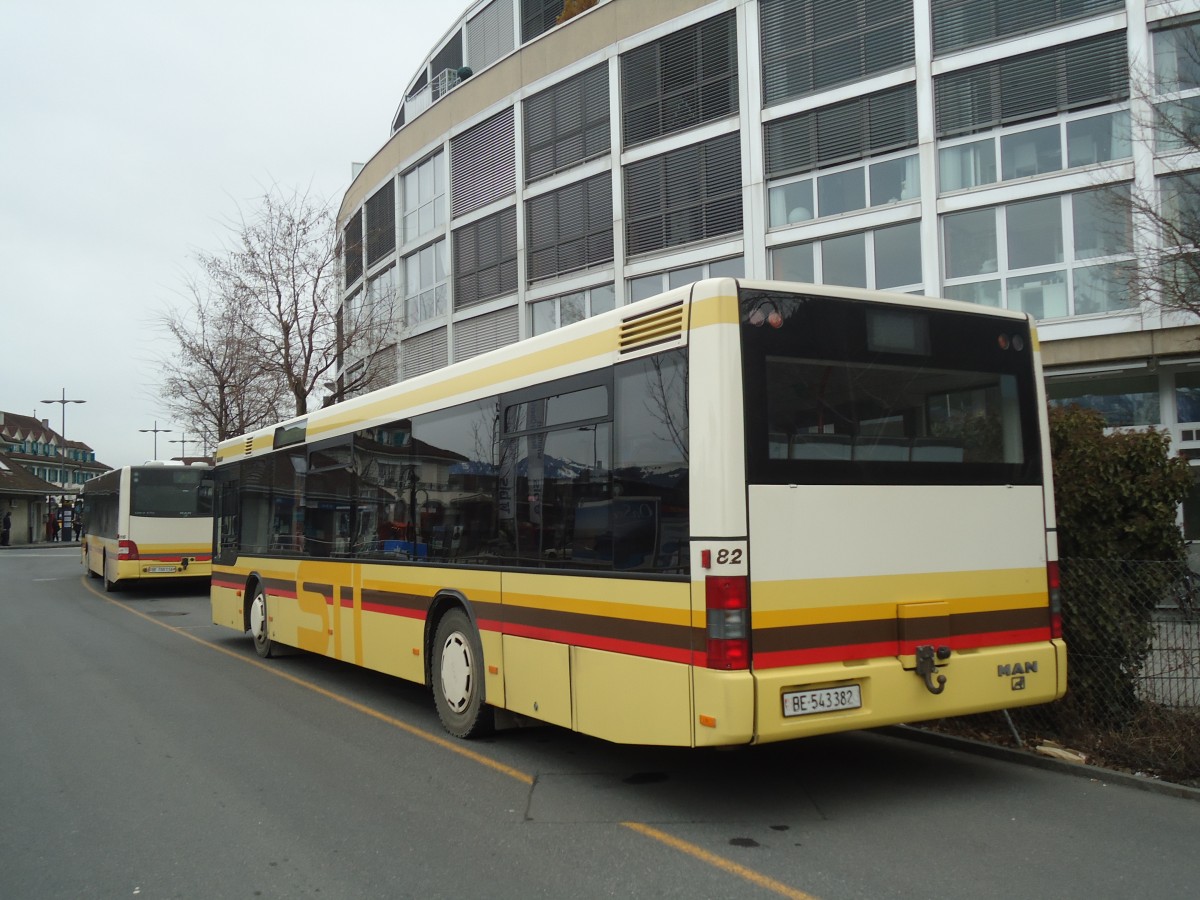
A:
[103,554,117,592]
[431,608,492,739]
[249,585,274,658]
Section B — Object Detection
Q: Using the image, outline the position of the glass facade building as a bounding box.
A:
[338,0,1200,539]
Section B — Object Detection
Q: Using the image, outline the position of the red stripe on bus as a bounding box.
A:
[360,601,426,620]
[753,628,1054,669]
[501,621,693,665]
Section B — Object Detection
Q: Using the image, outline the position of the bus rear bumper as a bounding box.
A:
[749,639,1066,745]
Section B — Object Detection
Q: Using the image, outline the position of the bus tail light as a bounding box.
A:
[706,575,749,670]
[119,539,139,560]
[1047,560,1062,638]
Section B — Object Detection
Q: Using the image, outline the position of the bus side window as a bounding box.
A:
[613,351,689,573]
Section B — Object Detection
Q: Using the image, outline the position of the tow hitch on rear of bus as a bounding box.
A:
[915,644,949,695]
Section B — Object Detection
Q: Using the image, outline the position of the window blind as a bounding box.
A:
[450,109,516,217]
[932,0,1124,57]
[526,173,613,282]
[765,84,918,179]
[624,132,742,256]
[453,207,518,308]
[365,180,396,267]
[935,30,1128,137]
[524,63,610,182]
[454,307,519,361]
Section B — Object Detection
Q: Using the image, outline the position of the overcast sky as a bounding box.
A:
[0,0,466,468]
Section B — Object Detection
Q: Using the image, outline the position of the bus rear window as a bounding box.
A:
[766,357,1023,465]
[131,468,214,518]
[740,289,1041,486]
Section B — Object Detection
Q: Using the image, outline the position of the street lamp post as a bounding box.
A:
[167,432,199,461]
[139,420,172,459]
[39,388,86,492]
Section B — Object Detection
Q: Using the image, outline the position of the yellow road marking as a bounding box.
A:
[621,822,820,900]
[79,576,533,785]
[81,576,821,899]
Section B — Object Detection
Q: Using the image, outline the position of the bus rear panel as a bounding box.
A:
[707,286,1064,744]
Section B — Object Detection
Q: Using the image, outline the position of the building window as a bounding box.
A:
[628,257,744,302]
[935,31,1129,138]
[520,0,563,44]
[765,85,917,181]
[363,266,399,339]
[1155,19,1200,93]
[931,0,1123,57]
[942,184,1135,318]
[530,283,617,335]
[402,152,446,246]
[431,31,464,97]
[450,110,516,218]
[343,212,363,287]
[524,63,610,183]
[624,132,742,257]
[760,0,914,106]
[453,207,517,308]
[1047,374,1161,427]
[1156,97,1200,154]
[1176,372,1200,424]
[526,173,614,282]
[938,109,1131,193]
[621,11,738,149]
[365,179,396,267]
[403,240,448,325]
[769,150,919,227]
[402,327,448,379]
[772,221,922,292]
[466,0,515,73]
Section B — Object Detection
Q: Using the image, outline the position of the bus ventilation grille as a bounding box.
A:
[619,301,684,354]
[243,437,254,456]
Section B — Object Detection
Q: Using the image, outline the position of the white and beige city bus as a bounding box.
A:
[210,279,1065,746]
[82,463,214,591]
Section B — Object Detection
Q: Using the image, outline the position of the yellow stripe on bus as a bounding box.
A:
[750,567,1046,610]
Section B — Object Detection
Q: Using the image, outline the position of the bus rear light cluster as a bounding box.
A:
[118,539,139,561]
[706,575,749,670]
[1047,560,1062,639]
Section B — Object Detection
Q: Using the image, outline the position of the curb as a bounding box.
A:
[883,724,1200,801]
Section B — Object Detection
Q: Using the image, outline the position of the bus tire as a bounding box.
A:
[103,554,117,592]
[431,608,492,739]
[249,584,275,659]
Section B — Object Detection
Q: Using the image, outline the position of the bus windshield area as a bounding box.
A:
[130,468,214,518]
[740,290,1042,486]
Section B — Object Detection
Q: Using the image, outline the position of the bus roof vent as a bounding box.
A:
[243,437,254,456]
[619,301,685,354]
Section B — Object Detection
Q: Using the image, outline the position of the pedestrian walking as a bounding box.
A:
[1,510,11,546]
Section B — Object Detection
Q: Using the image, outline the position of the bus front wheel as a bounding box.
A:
[431,608,492,739]
[249,586,274,658]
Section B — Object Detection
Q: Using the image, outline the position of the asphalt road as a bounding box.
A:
[2,546,1196,900]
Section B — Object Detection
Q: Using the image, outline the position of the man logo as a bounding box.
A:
[1011,676,1026,691]
[997,661,1038,677]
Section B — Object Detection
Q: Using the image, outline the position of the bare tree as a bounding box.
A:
[158,187,400,443]
[1117,12,1200,319]
[156,275,286,450]
[204,186,392,416]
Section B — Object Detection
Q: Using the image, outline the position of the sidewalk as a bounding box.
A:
[0,539,81,549]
